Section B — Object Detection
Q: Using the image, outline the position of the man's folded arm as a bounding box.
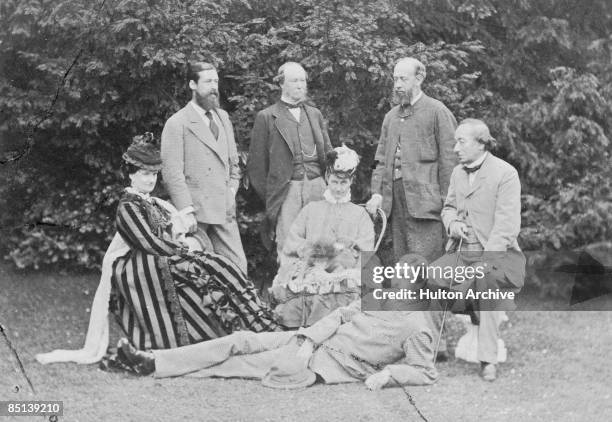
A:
[297,301,361,345]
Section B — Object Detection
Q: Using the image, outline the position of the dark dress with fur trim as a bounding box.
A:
[110,192,280,350]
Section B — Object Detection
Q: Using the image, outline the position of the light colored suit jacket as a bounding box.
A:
[161,103,240,225]
[299,302,438,386]
[442,153,521,252]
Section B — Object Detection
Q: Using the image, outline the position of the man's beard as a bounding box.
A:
[195,90,219,110]
[286,89,308,104]
[392,89,413,107]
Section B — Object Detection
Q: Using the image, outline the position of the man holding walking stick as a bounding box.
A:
[426,118,525,381]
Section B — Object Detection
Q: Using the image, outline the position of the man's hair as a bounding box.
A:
[396,57,427,81]
[273,61,307,84]
[188,62,216,83]
[458,118,498,151]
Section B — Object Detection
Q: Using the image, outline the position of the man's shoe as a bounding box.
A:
[435,350,450,363]
[481,362,496,382]
[118,338,155,375]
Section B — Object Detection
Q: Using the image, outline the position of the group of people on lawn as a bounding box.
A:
[37,57,525,388]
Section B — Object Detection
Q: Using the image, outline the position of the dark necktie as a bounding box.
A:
[205,110,219,140]
[280,100,302,110]
[463,163,482,174]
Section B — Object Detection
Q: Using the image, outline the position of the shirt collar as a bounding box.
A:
[190,100,211,121]
[280,95,302,107]
[466,151,488,169]
[410,91,423,106]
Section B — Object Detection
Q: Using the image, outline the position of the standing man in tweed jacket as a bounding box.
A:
[248,62,333,255]
[161,62,247,273]
[366,57,457,263]
[366,57,457,357]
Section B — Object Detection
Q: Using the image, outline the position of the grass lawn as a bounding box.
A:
[1,263,611,422]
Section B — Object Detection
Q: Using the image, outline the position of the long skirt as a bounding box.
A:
[110,250,281,350]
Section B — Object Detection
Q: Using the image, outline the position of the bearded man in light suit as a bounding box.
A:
[161,62,247,273]
[248,62,332,256]
[427,118,526,382]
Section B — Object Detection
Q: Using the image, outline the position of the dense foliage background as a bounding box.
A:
[1,0,611,284]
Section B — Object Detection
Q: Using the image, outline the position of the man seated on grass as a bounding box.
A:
[120,254,438,390]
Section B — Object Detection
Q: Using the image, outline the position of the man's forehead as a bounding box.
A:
[198,69,218,80]
[284,64,306,78]
[393,61,415,76]
[455,124,477,140]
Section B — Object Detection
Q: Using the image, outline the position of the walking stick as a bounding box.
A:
[433,237,463,363]
[0,322,37,395]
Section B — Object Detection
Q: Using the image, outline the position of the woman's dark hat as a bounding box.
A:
[326,144,359,178]
[122,132,162,171]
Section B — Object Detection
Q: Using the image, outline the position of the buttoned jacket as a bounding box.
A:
[298,302,438,386]
[371,94,457,220]
[247,102,332,228]
[161,103,240,224]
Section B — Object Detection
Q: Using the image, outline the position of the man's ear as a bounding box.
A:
[188,80,196,91]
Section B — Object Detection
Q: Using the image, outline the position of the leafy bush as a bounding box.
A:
[1,0,611,283]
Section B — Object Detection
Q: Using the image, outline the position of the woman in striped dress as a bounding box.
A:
[110,133,280,352]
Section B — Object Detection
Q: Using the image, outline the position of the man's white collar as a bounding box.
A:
[280,95,302,106]
[466,151,488,169]
[190,100,213,120]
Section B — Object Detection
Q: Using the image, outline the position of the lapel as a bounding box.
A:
[303,104,327,166]
[466,153,491,197]
[272,102,296,157]
[184,103,223,160]
[211,109,229,164]
[387,106,402,163]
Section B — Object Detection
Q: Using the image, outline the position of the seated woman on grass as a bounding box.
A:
[36,133,280,368]
[269,145,375,328]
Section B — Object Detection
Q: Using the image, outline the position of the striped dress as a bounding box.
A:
[110,192,280,350]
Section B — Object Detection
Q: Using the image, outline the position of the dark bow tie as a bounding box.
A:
[463,163,482,174]
[280,100,302,110]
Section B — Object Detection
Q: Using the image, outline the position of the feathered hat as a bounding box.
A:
[325,144,359,178]
[122,132,162,171]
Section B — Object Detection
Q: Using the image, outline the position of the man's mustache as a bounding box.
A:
[390,90,411,106]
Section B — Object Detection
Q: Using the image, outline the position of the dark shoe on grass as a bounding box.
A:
[118,338,155,376]
[481,362,496,382]
[435,350,450,363]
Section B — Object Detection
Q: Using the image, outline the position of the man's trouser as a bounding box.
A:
[198,218,248,275]
[390,179,447,353]
[154,330,296,378]
[427,248,521,364]
[275,175,326,256]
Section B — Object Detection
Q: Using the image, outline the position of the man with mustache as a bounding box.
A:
[366,57,457,357]
[248,62,332,256]
[161,62,247,273]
